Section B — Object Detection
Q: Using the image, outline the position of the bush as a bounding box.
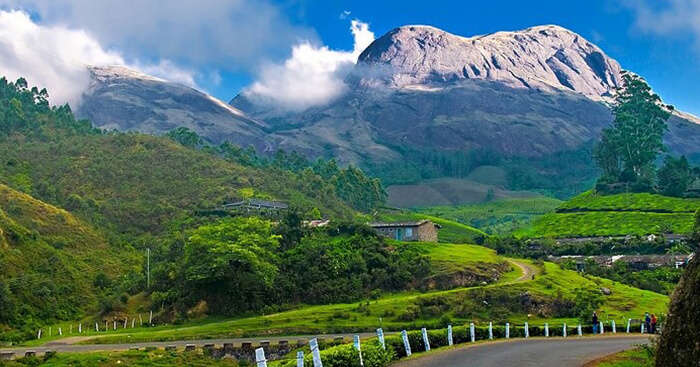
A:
[282,341,394,367]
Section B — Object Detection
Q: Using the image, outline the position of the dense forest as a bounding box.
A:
[0,76,396,340]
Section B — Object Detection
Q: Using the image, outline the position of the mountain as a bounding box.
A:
[77,66,269,150]
[231,24,700,200]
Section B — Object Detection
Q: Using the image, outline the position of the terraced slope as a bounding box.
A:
[519,191,700,238]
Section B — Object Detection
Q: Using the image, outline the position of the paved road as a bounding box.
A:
[0,332,380,358]
[395,336,650,367]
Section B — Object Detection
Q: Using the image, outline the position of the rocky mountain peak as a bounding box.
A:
[356,24,622,100]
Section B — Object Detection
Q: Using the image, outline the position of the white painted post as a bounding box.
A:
[545,323,549,337]
[376,328,385,350]
[297,351,304,367]
[310,338,323,367]
[506,323,510,339]
[37,329,41,339]
[600,321,604,334]
[563,323,567,338]
[421,328,430,351]
[577,324,582,337]
[354,335,364,367]
[401,330,411,357]
[49,327,52,337]
[612,320,616,333]
[132,318,135,328]
[149,310,153,325]
[78,323,82,334]
[124,318,128,329]
[95,323,99,332]
[255,347,267,367]
[626,319,631,333]
[488,322,493,340]
[470,323,475,343]
[58,327,62,336]
[113,321,116,330]
[447,325,453,346]
[641,323,645,334]
[524,322,529,338]
[139,314,143,326]
[105,320,108,331]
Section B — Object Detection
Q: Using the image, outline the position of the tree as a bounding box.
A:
[594,72,671,185]
[657,155,692,197]
[181,217,280,314]
[166,127,204,149]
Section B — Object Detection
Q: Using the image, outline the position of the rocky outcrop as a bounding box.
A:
[78,66,269,149]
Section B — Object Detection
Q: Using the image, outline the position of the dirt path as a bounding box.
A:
[509,260,537,282]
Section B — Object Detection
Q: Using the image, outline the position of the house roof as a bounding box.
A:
[223,198,289,209]
[369,220,431,228]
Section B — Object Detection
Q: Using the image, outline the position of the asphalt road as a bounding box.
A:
[395,336,650,367]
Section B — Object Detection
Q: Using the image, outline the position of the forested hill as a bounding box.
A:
[0,77,385,238]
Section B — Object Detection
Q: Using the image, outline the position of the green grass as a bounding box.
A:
[59,258,665,345]
[559,191,700,213]
[0,350,239,366]
[415,197,563,234]
[590,347,654,367]
[519,191,700,238]
[376,211,487,243]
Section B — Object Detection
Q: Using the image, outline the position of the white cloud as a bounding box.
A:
[0,0,316,71]
[0,9,197,106]
[245,20,375,111]
[622,0,700,46]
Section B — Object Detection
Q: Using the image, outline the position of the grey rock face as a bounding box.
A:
[355,25,622,100]
[78,66,269,149]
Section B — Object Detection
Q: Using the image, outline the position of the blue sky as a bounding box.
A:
[1,0,699,115]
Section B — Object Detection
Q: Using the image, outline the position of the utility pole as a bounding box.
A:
[146,248,151,289]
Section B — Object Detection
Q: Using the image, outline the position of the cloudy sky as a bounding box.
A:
[0,0,698,115]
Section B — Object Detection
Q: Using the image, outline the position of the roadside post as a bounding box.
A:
[506,323,510,339]
[626,319,631,333]
[401,330,411,356]
[255,347,267,367]
[421,328,430,351]
[37,329,41,339]
[612,320,616,333]
[470,323,475,342]
[447,325,453,346]
[354,335,364,367]
[563,323,567,338]
[600,321,604,334]
[524,322,529,338]
[377,328,385,350]
[297,351,304,367]
[544,323,549,337]
[310,338,323,367]
[577,324,582,337]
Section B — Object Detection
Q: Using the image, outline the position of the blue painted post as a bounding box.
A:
[255,347,268,367]
[401,330,412,357]
[376,328,385,350]
[506,323,510,339]
[470,323,475,343]
[524,322,529,338]
[488,322,493,340]
[310,338,323,367]
[545,323,549,337]
[354,335,364,367]
[297,351,304,367]
[421,328,430,351]
[447,325,453,346]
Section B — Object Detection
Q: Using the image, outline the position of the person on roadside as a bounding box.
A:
[651,314,657,334]
[592,311,599,334]
[644,312,651,333]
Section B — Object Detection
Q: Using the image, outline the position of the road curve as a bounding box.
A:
[394,336,650,367]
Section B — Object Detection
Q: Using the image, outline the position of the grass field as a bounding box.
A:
[415,197,562,234]
[41,258,666,345]
[520,191,700,238]
[0,350,240,367]
[586,347,654,367]
[375,211,488,243]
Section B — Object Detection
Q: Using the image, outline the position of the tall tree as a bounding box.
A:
[657,155,692,197]
[594,72,671,183]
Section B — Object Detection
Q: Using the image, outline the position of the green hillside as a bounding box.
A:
[375,210,487,243]
[415,197,562,235]
[519,191,700,238]
[0,184,136,340]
